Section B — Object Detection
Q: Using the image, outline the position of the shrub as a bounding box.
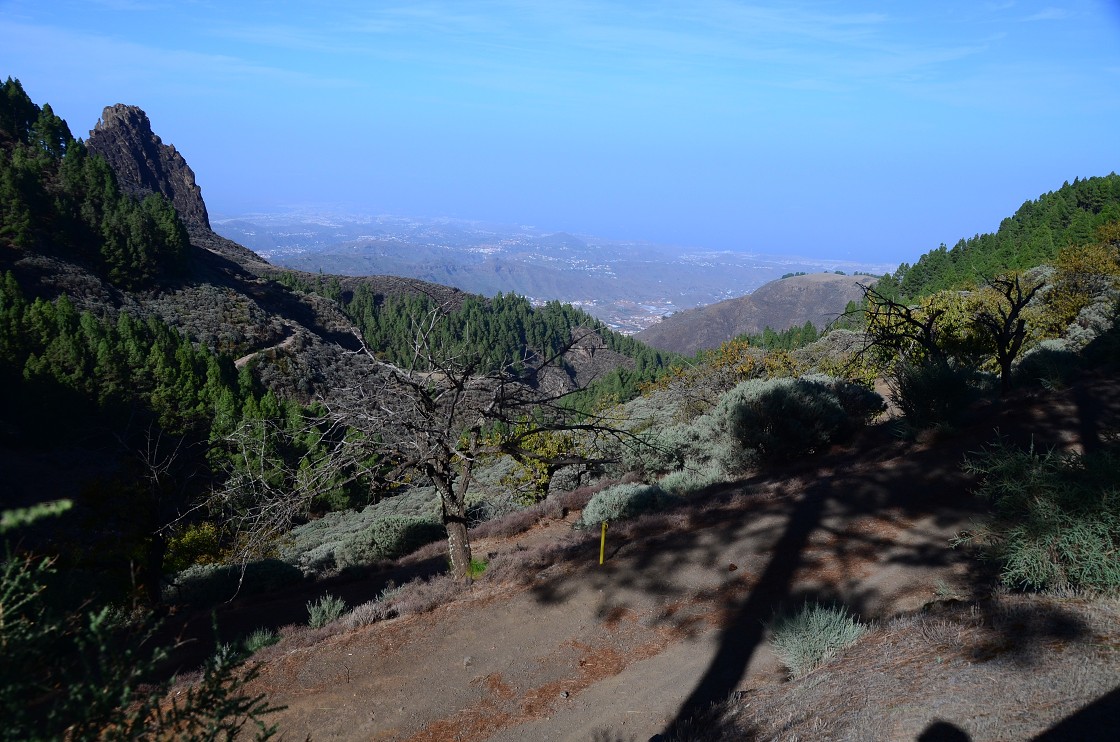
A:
[1,554,280,739]
[889,360,979,429]
[243,627,279,654]
[577,483,676,527]
[717,375,882,464]
[335,516,446,569]
[307,593,347,628]
[165,559,304,606]
[768,602,868,678]
[164,522,224,572]
[344,583,403,629]
[1013,339,1080,389]
[657,464,726,497]
[957,438,1120,592]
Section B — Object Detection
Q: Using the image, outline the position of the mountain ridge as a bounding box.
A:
[635,271,874,354]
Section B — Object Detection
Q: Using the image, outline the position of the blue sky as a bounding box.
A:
[2,1,1119,265]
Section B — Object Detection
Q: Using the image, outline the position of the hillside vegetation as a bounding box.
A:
[2,75,1120,740]
[881,173,1120,299]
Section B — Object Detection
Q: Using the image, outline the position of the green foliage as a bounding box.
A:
[307,593,348,628]
[243,627,280,654]
[889,360,981,430]
[958,438,1120,592]
[467,558,488,579]
[0,499,71,534]
[0,551,280,740]
[165,521,224,572]
[735,321,820,352]
[717,375,884,465]
[890,174,1120,300]
[768,602,868,678]
[335,515,445,569]
[1,79,189,288]
[577,482,676,526]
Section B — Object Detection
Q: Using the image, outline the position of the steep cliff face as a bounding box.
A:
[87,104,211,233]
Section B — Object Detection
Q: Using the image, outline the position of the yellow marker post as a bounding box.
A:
[599,521,607,565]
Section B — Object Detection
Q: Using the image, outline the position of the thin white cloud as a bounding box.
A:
[0,19,357,91]
[1022,7,1069,21]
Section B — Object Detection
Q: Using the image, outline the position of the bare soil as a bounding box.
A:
[203,373,1120,741]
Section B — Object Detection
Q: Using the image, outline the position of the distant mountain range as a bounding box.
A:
[213,212,894,334]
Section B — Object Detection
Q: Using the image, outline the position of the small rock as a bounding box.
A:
[463,656,473,668]
[728,562,738,572]
[560,690,570,699]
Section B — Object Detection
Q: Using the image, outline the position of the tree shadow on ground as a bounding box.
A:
[155,551,449,677]
[513,373,1120,740]
[1033,685,1120,741]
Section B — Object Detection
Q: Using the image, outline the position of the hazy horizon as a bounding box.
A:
[3,1,1119,267]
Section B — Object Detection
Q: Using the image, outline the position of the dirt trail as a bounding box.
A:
[258,477,978,740]
[248,374,1120,740]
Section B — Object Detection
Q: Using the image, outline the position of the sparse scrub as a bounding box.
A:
[307,593,347,628]
[390,574,466,616]
[344,583,403,629]
[957,438,1120,592]
[768,602,869,678]
[577,483,677,527]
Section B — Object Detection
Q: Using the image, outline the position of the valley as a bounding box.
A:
[213,211,894,334]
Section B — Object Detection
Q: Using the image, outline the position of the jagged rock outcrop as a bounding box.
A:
[636,272,874,355]
[87,104,211,233]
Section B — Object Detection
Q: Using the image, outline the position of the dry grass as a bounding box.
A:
[388,573,469,617]
[726,593,1120,741]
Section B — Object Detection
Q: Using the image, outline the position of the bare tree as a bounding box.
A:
[853,277,1043,396]
[342,307,627,580]
[972,274,1043,395]
[211,302,634,582]
[856,282,951,365]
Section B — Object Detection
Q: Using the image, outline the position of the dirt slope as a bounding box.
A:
[233,373,1120,741]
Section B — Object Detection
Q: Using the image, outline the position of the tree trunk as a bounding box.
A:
[445,515,472,583]
[434,451,475,583]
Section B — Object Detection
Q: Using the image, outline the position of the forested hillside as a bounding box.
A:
[879,174,1120,299]
[0,77,670,606]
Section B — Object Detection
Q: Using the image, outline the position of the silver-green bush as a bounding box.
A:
[768,602,868,678]
[717,375,882,464]
[243,627,279,654]
[335,516,445,569]
[577,483,676,527]
[957,438,1120,592]
[888,360,979,430]
[165,559,304,606]
[307,593,347,628]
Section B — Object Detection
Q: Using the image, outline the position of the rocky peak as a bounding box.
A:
[87,104,211,233]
